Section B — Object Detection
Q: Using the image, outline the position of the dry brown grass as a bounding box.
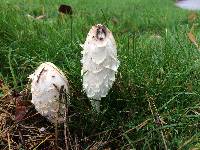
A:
[0,83,117,150]
[0,83,70,149]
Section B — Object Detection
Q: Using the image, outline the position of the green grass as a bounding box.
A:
[0,0,200,149]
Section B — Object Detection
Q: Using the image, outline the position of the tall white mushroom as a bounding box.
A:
[29,62,69,123]
[81,24,120,112]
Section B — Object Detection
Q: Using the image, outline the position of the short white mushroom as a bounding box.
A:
[29,62,69,123]
[81,24,120,112]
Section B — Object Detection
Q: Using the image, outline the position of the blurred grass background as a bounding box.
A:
[0,0,200,149]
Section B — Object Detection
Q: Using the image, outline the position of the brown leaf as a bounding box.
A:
[188,12,198,22]
[35,15,46,20]
[15,98,31,122]
[188,32,199,48]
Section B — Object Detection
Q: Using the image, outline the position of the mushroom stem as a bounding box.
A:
[90,99,100,112]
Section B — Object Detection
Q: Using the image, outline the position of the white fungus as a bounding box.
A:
[29,62,69,123]
[81,24,120,111]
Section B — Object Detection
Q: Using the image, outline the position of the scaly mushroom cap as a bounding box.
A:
[29,62,69,123]
[81,24,120,111]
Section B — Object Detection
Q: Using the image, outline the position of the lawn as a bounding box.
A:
[0,0,200,149]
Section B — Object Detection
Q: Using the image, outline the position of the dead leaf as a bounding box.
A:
[26,14,46,20]
[136,119,150,131]
[188,12,198,22]
[35,15,46,20]
[188,32,199,48]
[15,98,31,122]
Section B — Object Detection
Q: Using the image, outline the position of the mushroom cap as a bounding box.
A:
[29,62,69,123]
[81,24,120,110]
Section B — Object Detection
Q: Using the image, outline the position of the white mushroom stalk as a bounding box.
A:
[29,62,69,123]
[81,24,120,112]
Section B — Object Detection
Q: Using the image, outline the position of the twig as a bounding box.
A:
[33,135,52,150]
[74,134,79,150]
[178,135,197,150]
[7,132,11,150]
[146,94,168,150]
[57,85,72,149]
[160,130,168,150]
[18,126,25,149]
[36,67,46,83]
